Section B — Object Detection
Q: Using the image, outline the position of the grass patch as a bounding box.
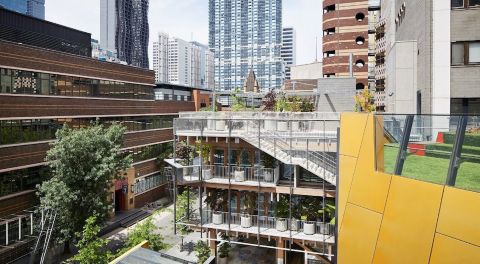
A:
[383,146,480,192]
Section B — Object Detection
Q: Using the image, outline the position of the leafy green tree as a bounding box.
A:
[123,218,166,251]
[194,240,211,264]
[72,216,112,264]
[176,187,196,234]
[37,123,132,251]
[231,88,247,112]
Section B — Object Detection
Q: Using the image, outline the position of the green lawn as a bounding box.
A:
[383,145,480,193]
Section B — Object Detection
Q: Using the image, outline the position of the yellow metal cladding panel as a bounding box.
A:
[338,203,383,264]
[339,113,368,158]
[430,233,480,264]
[338,155,358,232]
[348,115,392,213]
[437,187,480,246]
[373,176,444,264]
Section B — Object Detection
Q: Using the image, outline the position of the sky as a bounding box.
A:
[45,0,322,68]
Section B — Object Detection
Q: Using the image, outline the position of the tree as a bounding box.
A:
[72,216,112,264]
[123,218,166,252]
[231,88,246,112]
[37,123,132,251]
[194,240,211,264]
[262,90,277,111]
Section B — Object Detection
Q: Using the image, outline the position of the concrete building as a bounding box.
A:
[100,0,149,69]
[153,35,214,90]
[376,0,480,114]
[153,32,169,83]
[91,38,124,63]
[322,0,369,90]
[290,62,323,80]
[281,27,296,80]
[209,0,283,91]
[0,0,44,19]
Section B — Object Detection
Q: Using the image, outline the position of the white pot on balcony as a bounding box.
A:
[264,120,276,131]
[303,221,316,235]
[291,121,300,131]
[202,169,212,180]
[264,170,273,182]
[275,219,288,232]
[212,211,223,225]
[290,219,299,231]
[215,120,226,131]
[319,223,330,235]
[277,121,288,131]
[234,170,245,182]
[207,119,215,130]
[241,214,252,228]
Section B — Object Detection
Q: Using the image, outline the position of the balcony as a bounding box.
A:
[195,210,335,243]
[165,161,278,187]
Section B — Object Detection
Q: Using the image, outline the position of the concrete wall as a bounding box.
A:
[290,62,323,80]
[316,77,356,112]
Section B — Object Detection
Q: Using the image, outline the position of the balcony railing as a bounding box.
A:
[200,210,335,237]
[175,164,277,185]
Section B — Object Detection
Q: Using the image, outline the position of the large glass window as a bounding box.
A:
[452,0,464,7]
[0,167,50,196]
[451,42,465,65]
[469,0,480,7]
[0,68,154,100]
[469,42,480,64]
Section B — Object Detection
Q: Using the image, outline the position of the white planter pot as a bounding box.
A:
[212,212,223,225]
[290,219,299,231]
[319,223,330,235]
[207,119,215,130]
[215,120,226,131]
[241,215,252,228]
[277,121,288,131]
[203,169,212,180]
[234,170,245,182]
[291,121,300,131]
[264,120,276,131]
[264,171,273,182]
[303,221,316,235]
[275,219,288,232]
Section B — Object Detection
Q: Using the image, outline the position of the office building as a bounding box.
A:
[0,12,194,263]
[322,0,369,90]
[281,27,296,80]
[153,35,214,89]
[0,0,45,19]
[100,0,149,68]
[375,0,480,114]
[209,0,283,91]
[0,8,91,56]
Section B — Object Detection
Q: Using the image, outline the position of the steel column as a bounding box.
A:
[446,116,468,186]
[394,115,414,175]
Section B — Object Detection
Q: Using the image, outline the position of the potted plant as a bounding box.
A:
[217,233,231,264]
[196,140,212,180]
[241,192,256,228]
[234,152,245,182]
[274,195,289,232]
[301,197,321,235]
[318,200,336,235]
[175,141,195,179]
[260,152,276,182]
[290,199,301,232]
[205,189,228,225]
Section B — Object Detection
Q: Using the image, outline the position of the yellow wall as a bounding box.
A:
[338,113,480,264]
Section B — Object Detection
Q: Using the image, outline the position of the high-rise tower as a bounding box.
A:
[209,0,283,91]
[0,0,45,19]
[281,27,296,80]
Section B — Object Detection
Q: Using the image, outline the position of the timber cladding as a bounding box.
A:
[0,95,195,118]
[0,40,154,84]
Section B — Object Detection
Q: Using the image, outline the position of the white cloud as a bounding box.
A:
[45,0,322,68]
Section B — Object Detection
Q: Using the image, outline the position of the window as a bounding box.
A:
[469,0,480,6]
[451,42,465,65]
[469,42,480,63]
[452,0,464,7]
[356,36,365,45]
[355,60,365,68]
[355,12,365,21]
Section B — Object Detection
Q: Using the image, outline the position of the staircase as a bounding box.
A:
[240,121,337,185]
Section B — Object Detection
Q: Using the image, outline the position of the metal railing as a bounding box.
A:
[177,164,276,184]
[201,210,335,236]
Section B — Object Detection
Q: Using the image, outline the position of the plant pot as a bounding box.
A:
[203,169,212,180]
[265,120,276,131]
[291,121,300,131]
[319,223,330,235]
[207,119,215,130]
[215,120,226,131]
[264,171,273,182]
[303,221,315,235]
[275,219,288,232]
[290,219,299,231]
[277,121,288,131]
[241,214,252,228]
[234,170,245,182]
[212,212,223,225]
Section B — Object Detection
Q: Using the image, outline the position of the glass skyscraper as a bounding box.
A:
[209,0,283,91]
[0,0,45,19]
